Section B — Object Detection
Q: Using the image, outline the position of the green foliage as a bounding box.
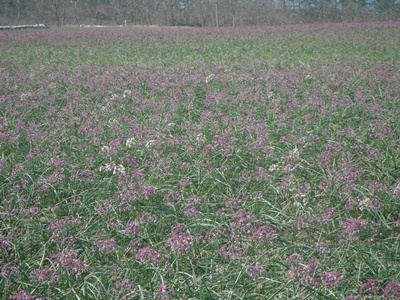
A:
[1,23,400,299]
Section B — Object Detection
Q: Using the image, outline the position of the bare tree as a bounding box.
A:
[70,0,81,24]
[14,0,23,21]
[228,0,238,27]
[131,0,160,25]
[2,0,399,28]
[110,0,125,25]
[40,0,68,26]
[214,0,219,27]
[162,0,182,26]
[197,0,209,26]
[0,0,31,23]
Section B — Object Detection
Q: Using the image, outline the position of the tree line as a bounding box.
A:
[1,0,399,27]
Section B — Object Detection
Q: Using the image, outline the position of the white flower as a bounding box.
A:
[205,74,215,83]
[115,164,126,175]
[123,90,132,98]
[268,164,279,172]
[293,198,308,207]
[196,133,206,143]
[288,147,300,160]
[20,92,32,101]
[48,83,57,90]
[110,94,119,101]
[126,137,135,147]
[145,140,155,148]
[358,198,371,211]
[99,163,112,172]
[99,163,125,175]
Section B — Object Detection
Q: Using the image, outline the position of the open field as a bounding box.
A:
[1,22,400,299]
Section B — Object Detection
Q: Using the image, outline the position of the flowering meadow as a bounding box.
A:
[1,22,400,299]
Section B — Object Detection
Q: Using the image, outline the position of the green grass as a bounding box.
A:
[1,23,400,299]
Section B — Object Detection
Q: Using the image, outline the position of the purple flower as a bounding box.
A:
[47,172,66,183]
[345,296,360,300]
[286,253,304,265]
[230,209,256,233]
[246,262,266,282]
[318,207,336,225]
[1,262,20,279]
[255,167,270,182]
[315,242,331,254]
[286,254,323,287]
[47,157,68,167]
[383,282,400,299]
[339,219,368,244]
[167,223,194,253]
[48,217,82,242]
[158,284,167,292]
[95,238,117,253]
[217,245,246,260]
[320,272,344,289]
[252,225,277,242]
[135,247,166,266]
[122,221,141,235]
[202,144,216,155]
[0,234,11,250]
[62,235,76,247]
[107,279,137,297]
[154,283,172,299]
[186,195,202,204]
[50,252,90,278]
[30,268,60,283]
[180,177,192,190]
[115,279,137,293]
[9,291,44,300]
[72,169,94,183]
[140,185,157,199]
[24,206,40,218]
[185,206,200,218]
[361,279,382,296]
[140,212,158,224]
[38,184,50,193]
[305,114,314,123]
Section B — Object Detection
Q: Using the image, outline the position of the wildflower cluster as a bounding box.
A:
[1,22,399,299]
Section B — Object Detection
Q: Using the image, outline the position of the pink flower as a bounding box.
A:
[185,206,200,218]
[383,282,400,299]
[167,223,194,253]
[320,272,344,289]
[9,291,44,300]
[361,279,382,296]
[252,225,277,242]
[202,144,216,155]
[135,247,167,266]
[315,242,331,254]
[246,262,266,281]
[1,262,20,279]
[95,238,117,253]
